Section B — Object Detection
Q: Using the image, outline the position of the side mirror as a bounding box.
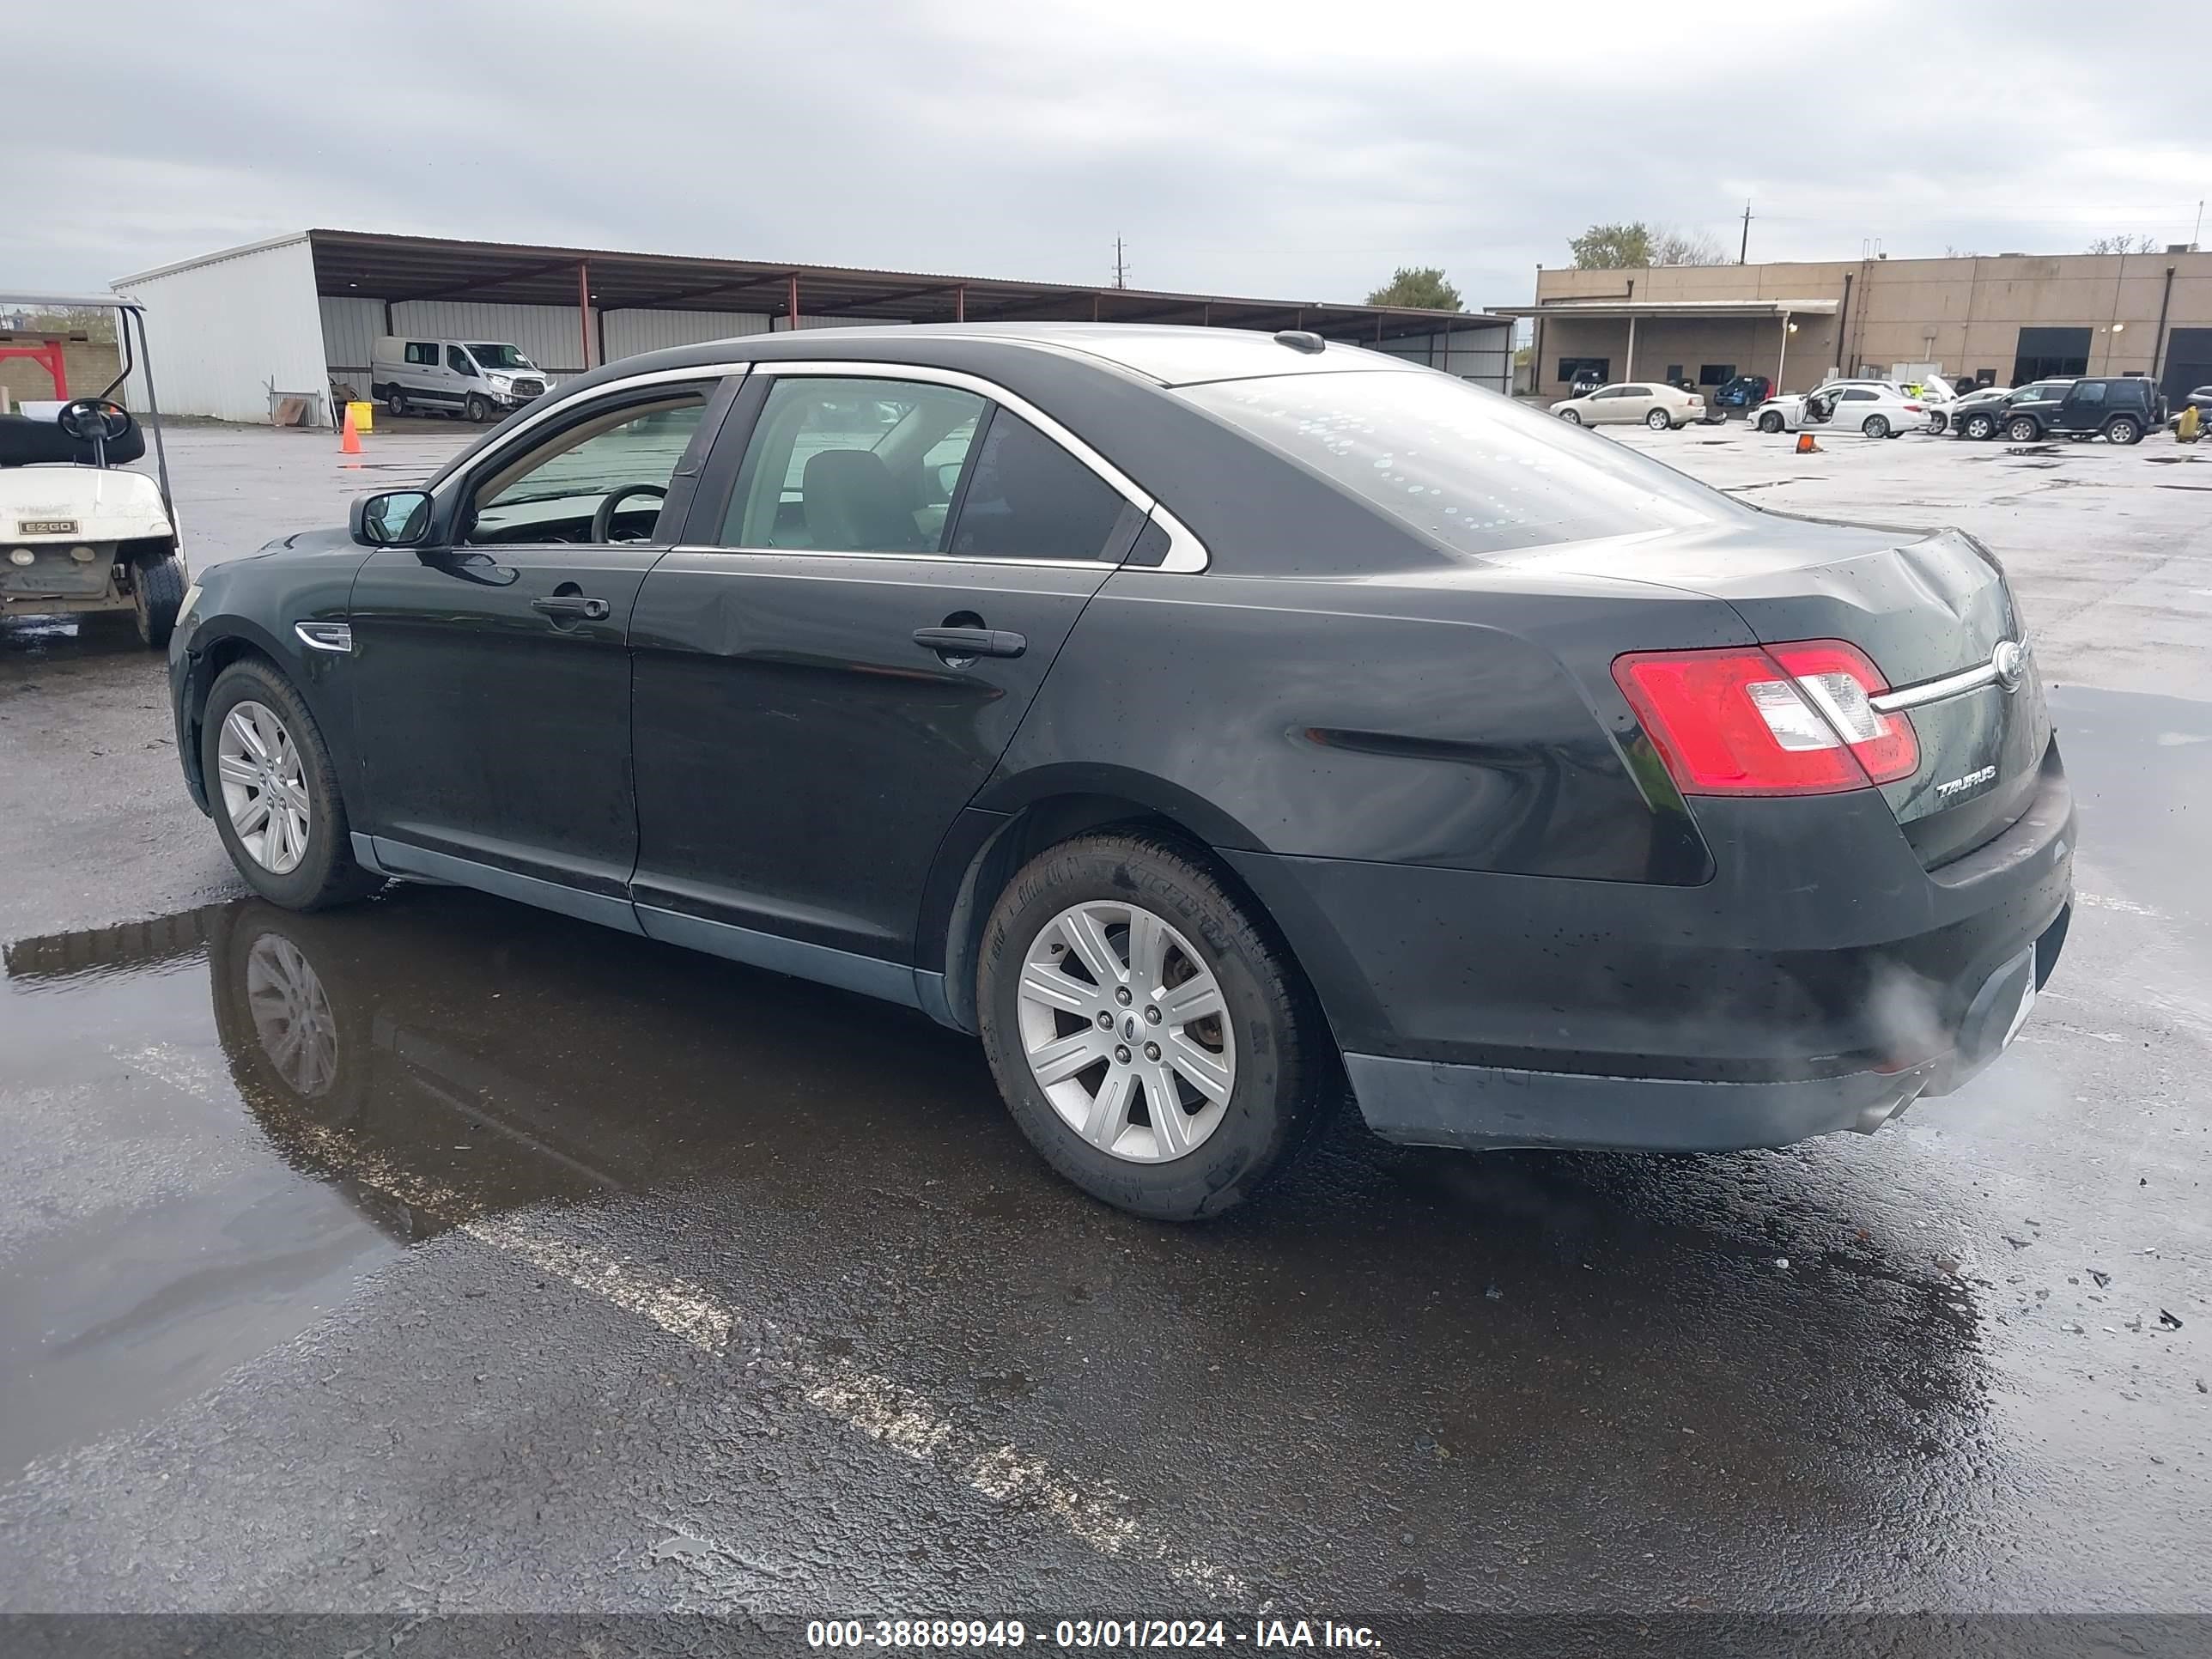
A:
[351,489,433,548]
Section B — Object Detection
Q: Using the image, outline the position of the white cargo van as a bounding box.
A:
[369,337,550,422]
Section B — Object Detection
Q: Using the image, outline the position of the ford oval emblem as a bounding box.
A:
[1991,640,2026,692]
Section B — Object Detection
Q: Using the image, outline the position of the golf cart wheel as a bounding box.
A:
[1757,410,1784,434]
[2105,416,2142,446]
[464,393,491,423]
[1645,408,1672,431]
[1559,408,1583,424]
[385,387,406,417]
[1963,412,1996,441]
[1863,415,1891,439]
[131,548,187,649]
[202,659,381,911]
[976,832,1335,1221]
[2006,416,2040,442]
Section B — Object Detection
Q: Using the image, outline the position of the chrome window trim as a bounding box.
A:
[429,363,750,493]
[744,359,1208,573]
[440,356,1211,574]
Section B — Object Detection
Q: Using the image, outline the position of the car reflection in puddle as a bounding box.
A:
[0,888,1011,1472]
[4,889,1995,1571]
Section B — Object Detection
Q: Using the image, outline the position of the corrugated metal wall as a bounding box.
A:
[115,236,331,423]
[771,315,913,331]
[388,301,594,376]
[1375,328,1514,392]
[319,295,383,392]
[603,308,772,361]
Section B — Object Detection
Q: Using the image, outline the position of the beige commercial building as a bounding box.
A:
[1504,250,2212,405]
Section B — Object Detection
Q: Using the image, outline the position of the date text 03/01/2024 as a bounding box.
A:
[804,1618,1382,1649]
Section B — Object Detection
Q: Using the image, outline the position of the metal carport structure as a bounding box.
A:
[116,230,1513,424]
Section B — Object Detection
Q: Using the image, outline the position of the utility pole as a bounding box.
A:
[2195,198,2205,252]
[1739,200,1753,264]
[1113,238,1129,289]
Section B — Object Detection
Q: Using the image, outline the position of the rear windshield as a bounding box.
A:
[1178,370,1744,559]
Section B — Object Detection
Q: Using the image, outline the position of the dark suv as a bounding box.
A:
[2001,377,2161,445]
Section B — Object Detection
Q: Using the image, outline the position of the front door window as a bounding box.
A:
[463,392,708,546]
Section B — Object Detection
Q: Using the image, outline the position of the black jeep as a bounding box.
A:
[2000,377,2162,445]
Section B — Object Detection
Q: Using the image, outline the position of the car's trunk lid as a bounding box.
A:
[1504,516,2048,868]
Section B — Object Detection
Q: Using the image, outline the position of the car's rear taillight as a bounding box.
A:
[1612,641,1919,796]
[1904,403,1924,412]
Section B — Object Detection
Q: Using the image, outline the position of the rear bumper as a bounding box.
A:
[1227,744,2075,1153]
[1342,910,2064,1152]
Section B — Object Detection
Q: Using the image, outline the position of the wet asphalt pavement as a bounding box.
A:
[0,421,2207,1644]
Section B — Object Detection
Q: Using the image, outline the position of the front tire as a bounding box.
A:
[130,548,186,648]
[1963,412,1996,441]
[465,393,491,423]
[1757,410,1784,434]
[2007,416,2040,442]
[202,659,381,911]
[1559,408,1583,424]
[1863,415,1891,439]
[977,833,1333,1220]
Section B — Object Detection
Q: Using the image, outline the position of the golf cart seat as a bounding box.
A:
[0,410,146,467]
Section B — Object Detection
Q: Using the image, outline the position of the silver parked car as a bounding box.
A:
[1550,381,1706,431]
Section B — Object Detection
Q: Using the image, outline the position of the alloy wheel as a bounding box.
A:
[216,700,312,875]
[1559,409,1582,423]
[244,933,338,1096]
[1015,899,1236,1163]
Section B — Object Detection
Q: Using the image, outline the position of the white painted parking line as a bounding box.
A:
[108,1042,1255,1603]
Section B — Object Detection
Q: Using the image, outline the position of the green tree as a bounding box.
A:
[1569,222,1727,269]
[1366,266,1462,310]
[1569,222,1654,269]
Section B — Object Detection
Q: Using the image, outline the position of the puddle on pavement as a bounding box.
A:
[0,888,997,1474]
[3,886,2014,1508]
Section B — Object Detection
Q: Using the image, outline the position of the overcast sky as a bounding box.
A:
[12,0,2207,308]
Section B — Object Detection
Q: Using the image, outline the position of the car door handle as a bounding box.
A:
[532,594,610,621]
[913,626,1026,660]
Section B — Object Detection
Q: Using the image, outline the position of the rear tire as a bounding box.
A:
[131,548,186,648]
[2007,416,2040,442]
[1646,409,1671,431]
[1863,415,1891,439]
[2105,416,2142,446]
[977,833,1334,1220]
[385,387,406,417]
[1757,410,1784,434]
[202,659,381,911]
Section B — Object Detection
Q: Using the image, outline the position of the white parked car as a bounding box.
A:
[1749,380,1930,439]
[1550,380,1707,431]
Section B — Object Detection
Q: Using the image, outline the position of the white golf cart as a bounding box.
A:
[0,293,185,647]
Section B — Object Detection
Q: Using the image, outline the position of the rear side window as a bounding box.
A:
[949,409,1133,562]
[2071,381,2107,404]
[1180,369,1741,559]
[404,342,438,366]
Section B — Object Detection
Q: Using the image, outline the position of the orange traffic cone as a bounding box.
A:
[1795,431,1820,454]
[339,403,363,455]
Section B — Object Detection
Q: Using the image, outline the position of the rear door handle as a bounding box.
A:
[532,594,610,621]
[913,626,1026,660]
